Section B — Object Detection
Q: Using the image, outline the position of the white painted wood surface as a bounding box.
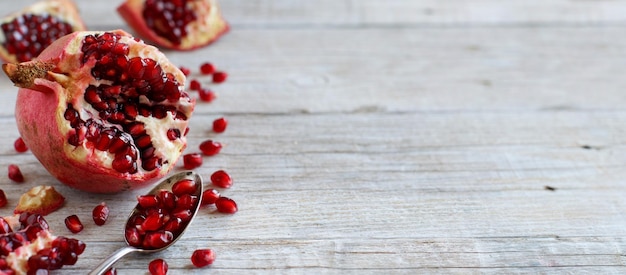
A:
[0,0,626,274]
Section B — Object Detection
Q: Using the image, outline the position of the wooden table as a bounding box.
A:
[1,0,626,274]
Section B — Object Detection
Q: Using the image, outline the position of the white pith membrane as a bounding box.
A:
[51,31,193,176]
[180,0,226,48]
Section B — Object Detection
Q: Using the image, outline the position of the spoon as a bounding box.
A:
[89,171,203,275]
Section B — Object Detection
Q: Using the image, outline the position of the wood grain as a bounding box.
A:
[0,0,626,274]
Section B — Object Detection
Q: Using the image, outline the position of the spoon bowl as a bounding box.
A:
[89,171,203,275]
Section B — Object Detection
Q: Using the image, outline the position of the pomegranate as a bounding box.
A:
[2,29,195,193]
[0,0,86,63]
[0,213,86,274]
[117,0,229,51]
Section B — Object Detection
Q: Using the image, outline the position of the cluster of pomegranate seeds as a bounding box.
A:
[200,170,237,214]
[186,62,227,103]
[62,31,191,174]
[212,117,228,133]
[64,215,83,234]
[149,258,168,275]
[126,179,200,249]
[191,249,215,268]
[183,153,203,170]
[1,13,74,62]
[13,137,27,153]
[7,164,24,183]
[92,202,110,226]
[143,0,196,45]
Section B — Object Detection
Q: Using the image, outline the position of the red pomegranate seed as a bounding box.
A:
[172,179,198,196]
[125,227,143,247]
[163,217,183,233]
[138,194,160,208]
[212,117,228,133]
[198,88,216,102]
[158,190,177,210]
[141,212,164,231]
[14,137,28,153]
[64,215,84,233]
[199,140,222,156]
[215,197,238,214]
[191,249,215,268]
[104,267,117,275]
[212,71,228,83]
[8,164,24,182]
[143,230,173,249]
[210,170,232,188]
[93,202,110,226]
[0,190,7,207]
[179,66,191,76]
[189,79,201,91]
[175,194,197,211]
[199,63,215,75]
[201,189,220,205]
[183,153,203,170]
[149,258,168,275]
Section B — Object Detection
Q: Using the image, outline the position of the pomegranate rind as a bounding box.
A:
[0,0,86,63]
[14,185,65,216]
[117,0,229,51]
[8,30,194,193]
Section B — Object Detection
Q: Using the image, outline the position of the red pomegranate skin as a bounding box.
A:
[11,30,194,193]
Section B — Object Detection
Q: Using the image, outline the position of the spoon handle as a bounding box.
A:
[88,246,140,275]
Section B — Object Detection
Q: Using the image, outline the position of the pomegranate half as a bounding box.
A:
[2,29,195,193]
[117,0,229,51]
[0,0,86,63]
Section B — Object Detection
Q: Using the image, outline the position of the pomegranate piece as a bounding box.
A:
[0,0,86,63]
[7,165,24,183]
[191,249,215,268]
[200,63,215,75]
[215,197,237,214]
[212,117,228,133]
[198,88,216,103]
[149,258,168,275]
[2,30,196,193]
[201,189,220,206]
[0,190,7,208]
[118,0,229,50]
[92,202,110,226]
[64,215,83,233]
[189,79,201,91]
[14,185,65,216]
[212,71,228,83]
[210,170,232,188]
[199,140,222,156]
[13,137,28,153]
[183,153,203,170]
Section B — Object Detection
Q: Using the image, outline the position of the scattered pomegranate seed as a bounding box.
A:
[201,189,220,205]
[212,117,228,133]
[199,63,215,75]
[0,190,7,207]
[183,153,203,170]
[189,79,201,91]
[211,170,232,188]
[199,140,222,156]
[8,164,24,183]
[64,215,84,233]
[93,202,110,226]
[149,258,168,275]
[215,197,238,214]
[212,71,228,83]
[198,88,216,102]
[14,137,28,153]
[172,179,198,196]
[179,66,191,76]
[191,249,215,268]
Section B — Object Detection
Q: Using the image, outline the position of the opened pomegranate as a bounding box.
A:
[0,212,86,274]
[2,29,195,193]
[117,0,229,50]
[0,0,86,63]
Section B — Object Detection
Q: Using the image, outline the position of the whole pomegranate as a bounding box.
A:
[0,0,86,63]
[117,0,229,50]
[2,29,195,193]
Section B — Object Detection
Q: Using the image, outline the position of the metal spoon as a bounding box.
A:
[88,171,203,275]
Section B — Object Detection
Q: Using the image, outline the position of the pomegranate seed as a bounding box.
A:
[191,249,215,268]
[179,66,191,76]
[212,71,228,83]
[189,79,201,91]
[64,215,84,233]
[14,137,28,153]
[183,153,203,170]
[199,140,222,156]
[163,217,183,233]
[172,179,198,196]
[175,194,197,211]
[158,190,177,210]
[143,230,173,249]
[141,212,164,231]
[212,117,228,133]
[215,197,238,214]
[210,170,232,188]
[92,202,110,226]
[8,164,24,183]
[199,63,215,75]
[104,267,117,275]
[0,190,7,207]
[125,227,143,247]
[201,189,220,205]
[198,88,216,102]
[149,258,168,275]
[138,195,160,208]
